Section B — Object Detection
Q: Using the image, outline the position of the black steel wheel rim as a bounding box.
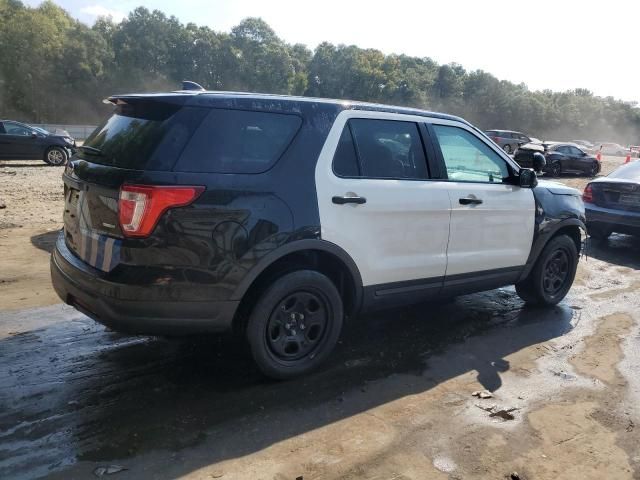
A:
[542,249,570,295]
[266,290,329,361]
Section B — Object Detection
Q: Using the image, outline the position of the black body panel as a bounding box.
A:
[519,185,586,281]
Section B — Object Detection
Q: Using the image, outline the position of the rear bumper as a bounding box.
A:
[50,232,239,335]
[586,204,640,233]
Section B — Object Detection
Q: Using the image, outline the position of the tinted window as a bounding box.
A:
[433,125,510,183]
[80,102,208,170]
[4,122,31,136]
[176,109,302,173]
[570,146,584,155]
[333,126,360,177]
[348,119,428,179]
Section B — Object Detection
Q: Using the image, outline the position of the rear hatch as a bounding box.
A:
[62,98,209,271]
[62,96,303,272]
[589,181,640,212]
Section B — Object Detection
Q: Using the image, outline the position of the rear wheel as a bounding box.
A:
[246,270,343,380]
[44,147,67,166]
[515,234,578,306]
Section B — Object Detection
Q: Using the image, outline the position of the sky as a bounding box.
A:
[24,0,640,103]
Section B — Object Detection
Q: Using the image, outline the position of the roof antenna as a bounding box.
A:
[182,80,205,91]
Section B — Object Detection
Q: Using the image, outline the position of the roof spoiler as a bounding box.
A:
[181,80,205,91]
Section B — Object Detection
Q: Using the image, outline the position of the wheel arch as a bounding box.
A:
[231,240,363,333]
[519,219,584,281]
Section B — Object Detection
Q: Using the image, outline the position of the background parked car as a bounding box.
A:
[572,140,596,153]
[484,129,533,154]
[583,160,640,240]
[596,142,629,156]
[0,120,75,165]
[542,143,600,177]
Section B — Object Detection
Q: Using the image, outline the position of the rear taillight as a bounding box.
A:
[118,185,204,238]
[582,184,593,203]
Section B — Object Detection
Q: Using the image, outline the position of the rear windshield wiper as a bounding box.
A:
[77,145,103,155]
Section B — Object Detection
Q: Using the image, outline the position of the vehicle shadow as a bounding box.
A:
[0,290,574,479]
[587,234,640,269]
[30,229,60,253]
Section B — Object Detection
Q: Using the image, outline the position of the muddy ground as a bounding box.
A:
[1,156,639,480]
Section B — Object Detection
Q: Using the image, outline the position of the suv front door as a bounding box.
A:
[316,111,451,302]
[429,122,535,290]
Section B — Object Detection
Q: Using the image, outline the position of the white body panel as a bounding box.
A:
[315,110,451,286]
[444,182,534,275]
[428,119,535,276]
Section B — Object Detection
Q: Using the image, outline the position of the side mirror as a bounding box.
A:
[532,152,546,173]
[519,168,537,188]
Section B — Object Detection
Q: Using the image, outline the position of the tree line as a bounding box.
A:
[1,0,639,143]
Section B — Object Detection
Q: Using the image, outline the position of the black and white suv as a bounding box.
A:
[51,87,586,379]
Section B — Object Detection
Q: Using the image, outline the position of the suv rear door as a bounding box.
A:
[316,110,451,302]
[428,121,535,289]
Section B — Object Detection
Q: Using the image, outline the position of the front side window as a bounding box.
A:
[4,122,31,136]
[332,118,428,180]
[432,124,510,183]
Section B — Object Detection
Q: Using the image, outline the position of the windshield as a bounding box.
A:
[31,126,49,135]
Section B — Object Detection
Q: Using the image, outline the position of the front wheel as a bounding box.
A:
[549,162,562,177]
[516,234,578,306]
[246,270,344,380]
[44,147,68,166]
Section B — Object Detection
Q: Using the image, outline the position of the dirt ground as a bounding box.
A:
[1,156,640,479]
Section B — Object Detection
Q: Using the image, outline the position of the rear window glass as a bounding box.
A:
[79,102,208,170]
[609,162,640,180]
[174,109,302,173]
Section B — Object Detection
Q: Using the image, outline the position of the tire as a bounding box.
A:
[587,162,598,177]
[503,144,512,154]
[515,234,578,306]
[246,270,344,380]
[549,162,562,177]
[44,146,68,166]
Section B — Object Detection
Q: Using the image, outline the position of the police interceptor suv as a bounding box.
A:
[51,86,585,379]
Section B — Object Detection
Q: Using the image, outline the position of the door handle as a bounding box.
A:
[459,196,483,205]
[332,195,367,205]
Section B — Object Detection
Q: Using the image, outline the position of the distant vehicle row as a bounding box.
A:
[514,142,600,177]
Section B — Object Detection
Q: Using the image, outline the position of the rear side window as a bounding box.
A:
[332,119,428,180]
[175,109,302,173]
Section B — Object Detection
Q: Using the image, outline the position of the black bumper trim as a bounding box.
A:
[51,232,239,336]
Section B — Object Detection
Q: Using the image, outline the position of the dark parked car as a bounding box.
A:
[51,86,585,379]
[584,161,640,240]
[0,120,75,165]
[542,143,601,177]
[485,129,534,154]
